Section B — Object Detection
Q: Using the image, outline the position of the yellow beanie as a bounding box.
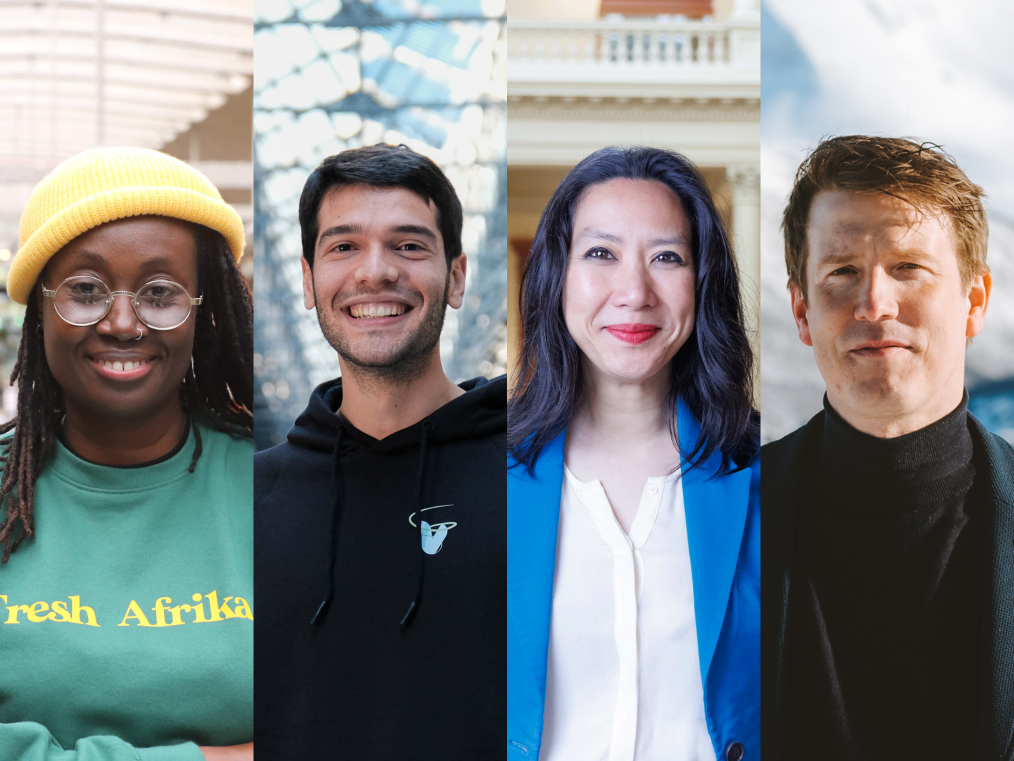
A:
[12,147,246,305]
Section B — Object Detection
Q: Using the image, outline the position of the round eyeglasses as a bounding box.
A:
[42,276,203,330]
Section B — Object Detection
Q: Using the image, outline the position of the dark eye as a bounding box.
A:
[64,280,107,303]
[400,243,424,251]
[71,283,100,296]
[654,251,685,265]
[829,266,855,276]
[584,246,614,260]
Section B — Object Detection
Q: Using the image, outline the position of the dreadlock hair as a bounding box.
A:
[0,222,253,563]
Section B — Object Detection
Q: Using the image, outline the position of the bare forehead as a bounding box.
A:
[573,178,689,237]
[807,190,951,255]
[319,184,437,225]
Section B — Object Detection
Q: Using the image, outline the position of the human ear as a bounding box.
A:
[446,253,467,310]
[789,283,813,347]
[966,271,991,338]
[301,256,316,311]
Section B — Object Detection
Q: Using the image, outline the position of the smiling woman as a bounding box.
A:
[507,146,760,761]
[0,148,254,761]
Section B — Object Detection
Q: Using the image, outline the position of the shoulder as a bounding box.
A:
[200,425,253,461]
[254,440,305,505]
[967,413,1014,497]
[508,430,565,486]
[761,412,824,474]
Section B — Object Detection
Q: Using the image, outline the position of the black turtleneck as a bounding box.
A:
[785,393,984,760]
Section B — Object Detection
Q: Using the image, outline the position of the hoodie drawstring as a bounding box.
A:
[401,420,434,627]
[311,425,346,626]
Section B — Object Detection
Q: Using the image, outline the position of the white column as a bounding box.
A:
[731,0,760,19]
[728,0,760,66]
[727,164,761,389]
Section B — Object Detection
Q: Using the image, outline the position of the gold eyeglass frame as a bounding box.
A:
[42,275,203,330]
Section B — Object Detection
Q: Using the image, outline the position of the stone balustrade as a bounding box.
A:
[507,18,759,72]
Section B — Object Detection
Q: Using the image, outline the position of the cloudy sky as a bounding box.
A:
[760,0,1014,441]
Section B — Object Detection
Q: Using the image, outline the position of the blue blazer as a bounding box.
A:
[507,399,760,760]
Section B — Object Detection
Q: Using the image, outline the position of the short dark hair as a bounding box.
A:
[508,146,758,476]
[298,143,463,269]
[783,135,988,299]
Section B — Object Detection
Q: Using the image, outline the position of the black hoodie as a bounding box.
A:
[254,375,507,760]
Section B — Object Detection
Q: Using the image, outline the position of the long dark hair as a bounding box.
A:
[508,146,758,476]
[0,223,253,562]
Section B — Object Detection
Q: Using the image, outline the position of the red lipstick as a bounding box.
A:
[606,324,660,345]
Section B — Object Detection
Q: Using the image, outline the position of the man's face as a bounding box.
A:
[790,190,990,436]
[301,185,466,378]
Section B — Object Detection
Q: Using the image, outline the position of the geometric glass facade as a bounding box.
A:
[253,0,507,449]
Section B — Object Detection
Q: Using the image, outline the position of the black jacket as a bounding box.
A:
[761,410,1014,760]
[254,375,507,760]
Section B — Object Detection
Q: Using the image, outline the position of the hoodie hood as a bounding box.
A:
[287,375,507,454]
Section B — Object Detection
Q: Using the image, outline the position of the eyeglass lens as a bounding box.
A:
[54,276,193,330]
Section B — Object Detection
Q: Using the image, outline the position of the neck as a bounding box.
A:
[570,359,671,441]
[337,349,464,440]
[62,399,188,466]
[827,378,965,439]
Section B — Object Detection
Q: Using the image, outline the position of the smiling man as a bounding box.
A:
[253,144,507,760]
[762,136,1014,760]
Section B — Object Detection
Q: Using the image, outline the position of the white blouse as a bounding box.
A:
[538,466,714,761]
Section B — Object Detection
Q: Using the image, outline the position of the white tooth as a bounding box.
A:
[112,361,123,372]
[125,362,135,371]
[103,361,112,369]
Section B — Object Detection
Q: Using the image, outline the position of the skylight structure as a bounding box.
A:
[253,0,507,448]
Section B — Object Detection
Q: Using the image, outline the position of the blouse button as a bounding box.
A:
[648,485,659,495]
[725,742,745,761]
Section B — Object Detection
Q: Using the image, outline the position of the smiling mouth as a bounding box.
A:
[98,359,151,372]
[89,356,155,380]
[347,302,411,319]
[607,324,661,345]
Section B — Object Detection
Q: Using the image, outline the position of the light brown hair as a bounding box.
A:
[782,135,988,300]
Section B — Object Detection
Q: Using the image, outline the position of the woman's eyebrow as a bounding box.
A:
[72,251,180,269]
[648,235,689,247]
[69,250,108,265]
[574,228,622,244]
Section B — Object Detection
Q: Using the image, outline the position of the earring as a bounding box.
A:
[36,324,43,338]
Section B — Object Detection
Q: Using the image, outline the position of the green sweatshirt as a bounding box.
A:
[0,424,253,760]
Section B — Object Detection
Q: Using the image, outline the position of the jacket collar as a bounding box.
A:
[676,396,753,683]
[507,431,565,705]
[967,414,1014,758]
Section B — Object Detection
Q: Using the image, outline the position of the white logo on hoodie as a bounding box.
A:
[408,504,457,555]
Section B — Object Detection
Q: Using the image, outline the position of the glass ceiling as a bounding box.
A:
[0,0,253,250]
[253,0,507,449]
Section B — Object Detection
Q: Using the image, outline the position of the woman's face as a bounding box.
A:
[39,216,199,424]
[562,178,696,384]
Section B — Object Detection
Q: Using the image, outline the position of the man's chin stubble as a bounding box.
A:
[315,278,450,387]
